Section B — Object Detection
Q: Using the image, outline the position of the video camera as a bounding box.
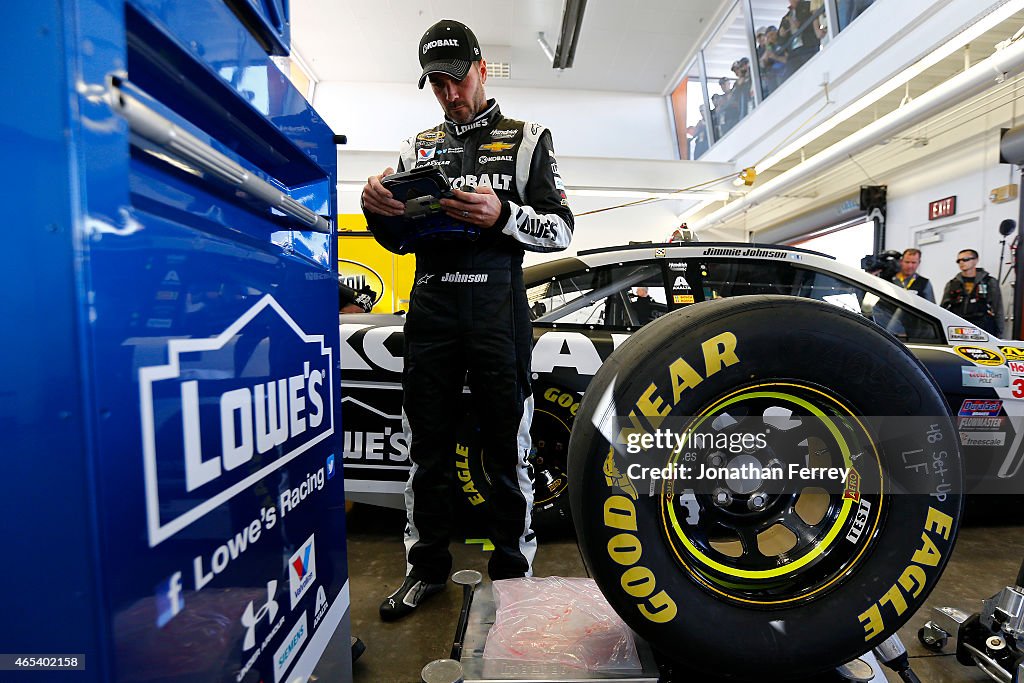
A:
[339,279,377,314]
[860,250,902,281]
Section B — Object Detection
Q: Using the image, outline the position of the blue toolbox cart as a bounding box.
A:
[1,1,351,681]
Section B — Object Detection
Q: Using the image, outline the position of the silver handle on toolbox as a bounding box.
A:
[108,82,331,235]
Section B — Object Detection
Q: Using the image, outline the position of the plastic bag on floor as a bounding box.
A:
[483,577,641,671]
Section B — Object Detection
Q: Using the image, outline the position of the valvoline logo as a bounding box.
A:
[289,533,317,608]
[138,295,334,547]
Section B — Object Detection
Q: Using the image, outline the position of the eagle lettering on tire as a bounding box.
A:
[569,296,962,679]
[454,382,576,528]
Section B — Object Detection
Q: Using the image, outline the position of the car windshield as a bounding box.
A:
[527,263,666,327]
[698,260,943,343]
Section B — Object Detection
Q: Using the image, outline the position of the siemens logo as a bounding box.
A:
[139,296,335,547]
[273,613,308,683]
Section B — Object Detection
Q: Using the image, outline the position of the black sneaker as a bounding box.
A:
[379,576,446,621]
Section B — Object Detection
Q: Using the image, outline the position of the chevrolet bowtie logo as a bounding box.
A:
[479,142,514,152]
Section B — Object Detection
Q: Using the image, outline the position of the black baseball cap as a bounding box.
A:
[417,19,482,89]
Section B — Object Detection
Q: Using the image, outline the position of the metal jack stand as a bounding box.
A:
[420,570,484,683]
[917,556,1024,682]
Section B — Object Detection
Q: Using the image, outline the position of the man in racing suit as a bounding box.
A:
[361,19,574,621]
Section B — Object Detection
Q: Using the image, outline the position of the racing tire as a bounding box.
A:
[569,296,963,679]
[454,382,576,533]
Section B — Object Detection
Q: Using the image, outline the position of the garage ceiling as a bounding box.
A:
[291,0,728,93]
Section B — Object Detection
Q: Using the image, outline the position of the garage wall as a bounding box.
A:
[314,81,676,159]
[882,123,1019,326]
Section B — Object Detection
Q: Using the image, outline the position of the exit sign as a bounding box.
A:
[929,196,957,220]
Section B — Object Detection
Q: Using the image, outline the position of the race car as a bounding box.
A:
[339,242,1024,524]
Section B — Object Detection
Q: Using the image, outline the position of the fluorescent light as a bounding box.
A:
[756,0,1024,174]
[537,32,555,64]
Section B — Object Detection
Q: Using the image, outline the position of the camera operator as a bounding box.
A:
[861,250,902,280]
[891,248,934,303]
[338,279,375,314]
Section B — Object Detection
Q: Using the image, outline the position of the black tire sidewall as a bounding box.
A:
[570,296,963,678]
[455,382,577,528]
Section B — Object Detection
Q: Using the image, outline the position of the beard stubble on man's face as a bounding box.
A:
[434,65,487,123]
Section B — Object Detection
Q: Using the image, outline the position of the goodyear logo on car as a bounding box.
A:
[954,346,1004,366]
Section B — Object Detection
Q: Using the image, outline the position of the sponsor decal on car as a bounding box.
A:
[654,248,667,258]
[957,416,1004,430]
[961,365,1010,388]
[672,276,691,291]
[960,432,1007,447]
[479,142,514,152]
[953,345,1005,366]
[1008,360,1024,376]
[668,262,687,272]
[1000,346,1024,361]
[673,295,695,304]
[948,326,988,342]
[958,399,1004,417]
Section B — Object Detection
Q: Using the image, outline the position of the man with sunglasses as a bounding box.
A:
[940,249,1004,336]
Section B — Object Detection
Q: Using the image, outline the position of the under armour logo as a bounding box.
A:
[240,580,279,651]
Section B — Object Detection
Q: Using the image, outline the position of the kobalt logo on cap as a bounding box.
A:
[423,38,459,54]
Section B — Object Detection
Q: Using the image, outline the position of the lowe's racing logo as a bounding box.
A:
[139,295,334,547]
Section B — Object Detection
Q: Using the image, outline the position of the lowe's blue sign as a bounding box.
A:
[0,1,352,681]
[139,295,335,547]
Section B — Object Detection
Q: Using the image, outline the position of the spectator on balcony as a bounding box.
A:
[717,77,739,132]
[692,110,709,158]
[710,93,725,139]
[759,26,787,95]
[779,0,825,78]
[732,58,754,119]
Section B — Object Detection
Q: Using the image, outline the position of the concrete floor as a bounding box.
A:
[331,500,1024,683]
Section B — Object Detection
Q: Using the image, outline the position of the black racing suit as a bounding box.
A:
[365,99,574,582]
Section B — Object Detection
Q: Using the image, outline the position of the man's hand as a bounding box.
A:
[440,186,503,228]
[361,167,405,217]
